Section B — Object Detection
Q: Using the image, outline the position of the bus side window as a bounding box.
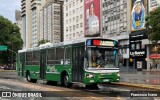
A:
[55,47,64,65]
[65,47,70,65]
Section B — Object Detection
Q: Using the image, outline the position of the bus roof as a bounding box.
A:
[18,37,117,53]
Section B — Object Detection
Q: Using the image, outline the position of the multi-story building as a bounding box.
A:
[21,0,46,48]
[63,0,84,41]
[31,0,46,47]
[21,0,32,49]
[40,0,63,43]
[15,10,22,37]
[102,0,130,69]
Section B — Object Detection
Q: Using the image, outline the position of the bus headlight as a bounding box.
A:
[86,73,94,78]
[117,73,120,77]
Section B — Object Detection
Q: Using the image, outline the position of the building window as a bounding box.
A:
[66,13,68,17]
[73,33,75,37]
[73,10,75,14]
[70,26,72,32]
[66,6,68,11]
[76,16,79,22]
[80,14,83,19]
[69,4,71,8]
[73,2,75,6]
[80,23,83,27]
[131,44,135,50]
[66,27,68,32]
[77,24,79,28]
[73,17,75,21]
[73,25,75,31]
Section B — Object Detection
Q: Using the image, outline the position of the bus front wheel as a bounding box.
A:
[61,73,73,88]
[26,71,37,83]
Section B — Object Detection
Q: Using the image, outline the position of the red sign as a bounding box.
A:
[84,0,100,37]
[150,54,160,59]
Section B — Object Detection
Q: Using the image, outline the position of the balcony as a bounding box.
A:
[21,10,26,17]
[21,0,26,6]
[21,0,25,2]
[21,3,26,10]
[31,2,37,10]
[31,0,35,2]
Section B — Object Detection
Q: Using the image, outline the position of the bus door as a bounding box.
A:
[40,50,46,79]
[20,53,25,76]
[72,45,84,82]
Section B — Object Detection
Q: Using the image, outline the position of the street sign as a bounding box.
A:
[0,45,8,51]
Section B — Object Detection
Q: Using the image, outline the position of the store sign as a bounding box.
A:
[150,54,160,59]
[130,50,146,58]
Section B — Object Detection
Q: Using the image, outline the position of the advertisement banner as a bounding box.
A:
[149,0,160,11]
[131,0,146,31]
[84,0,100,37]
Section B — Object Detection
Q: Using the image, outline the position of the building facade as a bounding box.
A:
[30,0,46,47]
[15,10,22,38]
[102,0,131,70]
[63,0,84,41]
[21,0,46,48]
[40,0,63,43]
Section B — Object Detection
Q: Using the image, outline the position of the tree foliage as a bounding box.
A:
[37,39,50,46]
[0,15,23,64]
[145,7,160,44]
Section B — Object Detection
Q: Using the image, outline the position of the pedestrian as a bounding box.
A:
[150,63,152,71]
[155,64,158,69]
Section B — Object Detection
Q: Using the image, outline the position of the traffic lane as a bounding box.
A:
[98,84,160,100]
[0,79,159,100]
[0,71,159,99]
[0,71,20,80]
[0,79,120,100]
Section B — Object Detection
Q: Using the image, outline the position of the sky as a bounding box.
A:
[0,0,21,23]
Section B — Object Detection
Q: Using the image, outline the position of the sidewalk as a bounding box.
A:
[113,69,160,90]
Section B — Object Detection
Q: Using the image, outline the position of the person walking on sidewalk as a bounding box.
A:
[150,63,152,71]
[155,64,158,69]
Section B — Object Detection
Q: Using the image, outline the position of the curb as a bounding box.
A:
[112,82,160,91]
[0,70,16,72]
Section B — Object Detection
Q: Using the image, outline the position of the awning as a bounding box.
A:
[150,54,160,59]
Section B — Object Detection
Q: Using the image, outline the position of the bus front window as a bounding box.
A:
[86,48,117,69]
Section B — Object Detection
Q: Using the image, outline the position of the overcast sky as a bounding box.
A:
[0,0,21,23]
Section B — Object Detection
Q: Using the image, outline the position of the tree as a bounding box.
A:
[0,15,23,64]
[145,7,160,53]
[145,7,160,44]
[37,39,50,46]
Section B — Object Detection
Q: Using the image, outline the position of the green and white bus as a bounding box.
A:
[16,38,120,87]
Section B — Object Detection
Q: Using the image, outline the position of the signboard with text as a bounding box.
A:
[0,45,7,51]
[84,0,100,37]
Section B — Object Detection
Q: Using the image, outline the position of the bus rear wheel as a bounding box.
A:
[61,73,73,88]
[26,71,37,83]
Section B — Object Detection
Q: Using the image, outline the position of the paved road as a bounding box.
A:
[0,71,160,100]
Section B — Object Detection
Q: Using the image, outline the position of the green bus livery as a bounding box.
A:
[16,38,120,87]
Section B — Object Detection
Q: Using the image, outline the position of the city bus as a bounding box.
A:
[16,38,120,87]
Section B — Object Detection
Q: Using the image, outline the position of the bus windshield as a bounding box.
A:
[85,47,117,69]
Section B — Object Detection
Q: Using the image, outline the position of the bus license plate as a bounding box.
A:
[103,79,109,82]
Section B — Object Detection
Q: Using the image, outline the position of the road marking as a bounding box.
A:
[0,86,11,90]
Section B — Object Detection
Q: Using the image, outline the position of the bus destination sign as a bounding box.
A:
[86,39,115,46]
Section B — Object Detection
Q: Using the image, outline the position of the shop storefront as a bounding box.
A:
[149,44,160,68]
[129,30,148,71]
